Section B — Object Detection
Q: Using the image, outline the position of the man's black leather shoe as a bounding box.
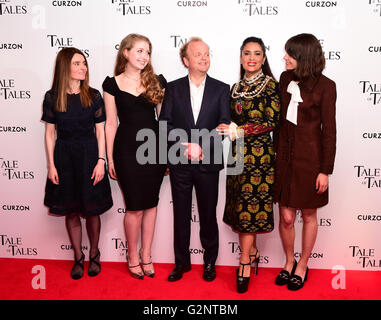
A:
[168,264,191,282]
[203,264,216,281]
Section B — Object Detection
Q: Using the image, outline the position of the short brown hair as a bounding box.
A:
[285,33,325,80]
[179,37,205,68]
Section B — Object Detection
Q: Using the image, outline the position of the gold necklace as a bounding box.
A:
[123,73,142,94]
[124,73,140,82]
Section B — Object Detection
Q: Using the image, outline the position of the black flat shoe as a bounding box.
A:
[71,251,85,280]
[275,260,297,286]
[168,264,191,282]
[288,267,309,291]
[203,264,216,282]
[88,249,101,277]
[236,261,251,293]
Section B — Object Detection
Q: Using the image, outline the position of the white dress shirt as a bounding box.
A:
[189,75,206,124]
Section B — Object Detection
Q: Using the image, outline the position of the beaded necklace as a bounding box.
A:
[231,72,272,100]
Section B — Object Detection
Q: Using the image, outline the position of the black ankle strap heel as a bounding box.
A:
[249,249,260,275]
[88,249,101,277]
[236,262,251,293]
[71,251,85,280]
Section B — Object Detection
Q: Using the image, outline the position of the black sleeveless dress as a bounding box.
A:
[41,89,113,216]
[102,75,166,211]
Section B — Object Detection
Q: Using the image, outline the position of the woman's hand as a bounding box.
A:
[91,160,105,186]
[316,173,329,194]
[48,165,59,185]
[107,161,117,180]
[216,122,239,140]
[216,123,230,136]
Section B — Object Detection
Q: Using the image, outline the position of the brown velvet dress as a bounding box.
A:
[274,70,336,209]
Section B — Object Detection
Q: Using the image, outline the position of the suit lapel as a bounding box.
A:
[181,76,196,127]
[195,74,211,127]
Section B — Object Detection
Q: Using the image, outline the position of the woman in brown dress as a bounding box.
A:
[274,33,337,290]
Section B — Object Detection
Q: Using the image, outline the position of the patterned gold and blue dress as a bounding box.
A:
[223,73,280,233]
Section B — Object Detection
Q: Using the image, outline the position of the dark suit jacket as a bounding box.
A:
[159,74,230,172]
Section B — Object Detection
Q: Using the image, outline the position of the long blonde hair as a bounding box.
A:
[114,34,164,105]
[51,47,93,112]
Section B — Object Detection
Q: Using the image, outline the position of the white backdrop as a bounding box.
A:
[1,0,381,271]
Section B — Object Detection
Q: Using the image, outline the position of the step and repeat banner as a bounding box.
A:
[1,0,380,271]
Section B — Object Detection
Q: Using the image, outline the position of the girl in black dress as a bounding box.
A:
[42,47,113,280]
[103,34,166,279]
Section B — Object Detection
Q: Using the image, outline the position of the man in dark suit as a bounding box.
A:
[159,37,230,282]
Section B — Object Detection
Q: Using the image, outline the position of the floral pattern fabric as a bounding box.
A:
[223,75,280,233]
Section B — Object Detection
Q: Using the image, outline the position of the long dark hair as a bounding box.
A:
[240,37,274,80]
[285,33,325,80]
[51,47,93,112]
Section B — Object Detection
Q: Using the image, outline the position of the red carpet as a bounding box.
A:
[0,258,380,300]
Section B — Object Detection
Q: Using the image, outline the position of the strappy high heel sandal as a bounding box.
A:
[139,249,155,278]
[127,255,144,280]
[236,261,251,293]
[249,249,260,275]
[71,251,85,280]
[88,249,101,277]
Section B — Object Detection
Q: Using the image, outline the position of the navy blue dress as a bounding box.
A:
[41,89,113,216]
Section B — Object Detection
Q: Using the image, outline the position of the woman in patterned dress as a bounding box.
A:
[217,37,280,293]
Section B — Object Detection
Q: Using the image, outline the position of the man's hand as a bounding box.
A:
[181,142,203,161]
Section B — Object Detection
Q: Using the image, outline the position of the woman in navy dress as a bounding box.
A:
[103,34,166,279]
[42,47,113,280]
